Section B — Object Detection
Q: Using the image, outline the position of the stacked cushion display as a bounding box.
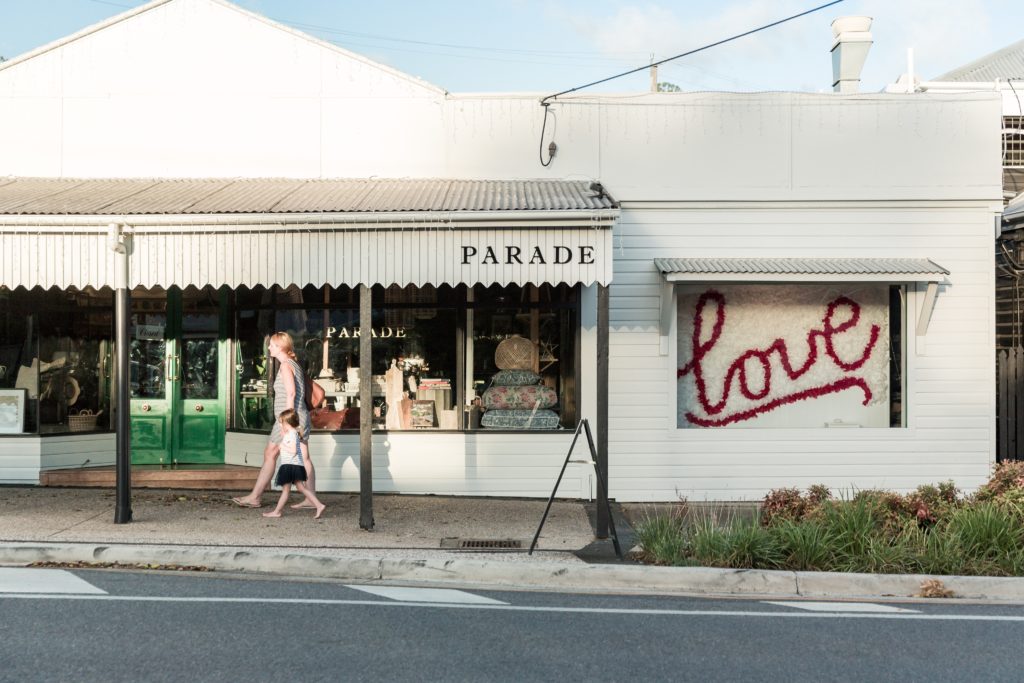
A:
[480,409,561,429]
[481,385,557,410]
[480,368,560,429]
[491,369,542,386]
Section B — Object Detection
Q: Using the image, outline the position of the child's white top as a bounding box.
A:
[279,430,303,467]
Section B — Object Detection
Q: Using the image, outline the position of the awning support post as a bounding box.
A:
[659,280,674,355]
[596,283,610,538]
[358,283,374,530]
[916,281,939,336]
[915,282,939,356]
[110,224,132,524]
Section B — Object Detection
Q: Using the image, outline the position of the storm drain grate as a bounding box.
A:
[440,538,523,550]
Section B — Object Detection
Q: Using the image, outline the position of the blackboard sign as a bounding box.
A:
[410,400,436,428]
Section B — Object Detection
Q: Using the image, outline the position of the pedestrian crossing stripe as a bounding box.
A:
[0,568,107,595]
[764,601,919,613]
[344,585,507,605]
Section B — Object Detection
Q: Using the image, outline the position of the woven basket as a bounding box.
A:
[494,335,536,370]
[68,409,99,432]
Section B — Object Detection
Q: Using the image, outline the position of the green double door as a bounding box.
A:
[130,288,228,465]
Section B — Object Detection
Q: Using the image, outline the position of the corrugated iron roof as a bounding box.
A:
[935,38,1024,82]
[655,257,950,276]
[0,178,617,215]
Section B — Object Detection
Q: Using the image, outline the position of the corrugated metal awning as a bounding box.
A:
[653,257,950,354]
[0,178,618,290]
[0,177,617,214]
[654,257,949,282]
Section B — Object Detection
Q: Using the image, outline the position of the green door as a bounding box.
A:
[131,288,227,465]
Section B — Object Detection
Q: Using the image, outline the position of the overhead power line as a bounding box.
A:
[537,0,847,167]
[540,0,846,105]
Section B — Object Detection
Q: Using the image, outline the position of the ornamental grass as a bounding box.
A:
[633,461,1024,576]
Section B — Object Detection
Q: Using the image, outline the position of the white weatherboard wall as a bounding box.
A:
[608,205,996,501]
[0,435,116,485]
[225,432,590,498]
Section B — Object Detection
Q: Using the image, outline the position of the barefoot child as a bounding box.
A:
[262,409,326,519]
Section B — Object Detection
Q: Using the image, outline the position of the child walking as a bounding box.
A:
[262,408,326,519]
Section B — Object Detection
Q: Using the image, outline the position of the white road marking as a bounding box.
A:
[0,568,107,595]
[765,601,919,614]
[344,585,507,604]
[0,594,1020,622]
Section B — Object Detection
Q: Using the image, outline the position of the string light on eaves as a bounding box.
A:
[537,0,847,167]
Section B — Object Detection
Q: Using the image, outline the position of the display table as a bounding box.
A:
[323,387,383,409]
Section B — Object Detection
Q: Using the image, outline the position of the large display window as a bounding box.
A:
[0,286,113,434]
[232,283,579,433]
[675,283,904,429]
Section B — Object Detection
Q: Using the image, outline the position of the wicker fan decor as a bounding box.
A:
[494,335,536,370]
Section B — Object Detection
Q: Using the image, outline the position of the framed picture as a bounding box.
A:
[0,388,27,434]
[410,400,436,428]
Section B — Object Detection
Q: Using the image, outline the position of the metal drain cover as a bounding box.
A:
[440,538,524,550]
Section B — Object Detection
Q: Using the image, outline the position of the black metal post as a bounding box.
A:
[596,283,609,537]
[582,419,622,559]
[358,284,374,530]
[114,285,132,523]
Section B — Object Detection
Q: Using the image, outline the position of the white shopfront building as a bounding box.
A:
[0,0,1004,503]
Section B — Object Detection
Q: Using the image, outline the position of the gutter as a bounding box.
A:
[0,209,620,233]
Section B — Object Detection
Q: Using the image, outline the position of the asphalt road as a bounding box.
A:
[1,567,1023,682]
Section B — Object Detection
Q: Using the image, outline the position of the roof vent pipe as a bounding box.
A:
[831,16,872,93]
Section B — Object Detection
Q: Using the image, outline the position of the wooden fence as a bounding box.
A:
[997,347,1024,461]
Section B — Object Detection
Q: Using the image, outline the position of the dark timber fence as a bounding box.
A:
[996,347,1024,461]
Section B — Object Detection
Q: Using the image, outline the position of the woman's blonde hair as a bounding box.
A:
[269,331,297,360]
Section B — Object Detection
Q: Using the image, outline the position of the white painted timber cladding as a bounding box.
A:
[224,431,590,498]
[129,226,613,288]
[0,434,114,485]
[608,205,997,501]
[0,437,42,485]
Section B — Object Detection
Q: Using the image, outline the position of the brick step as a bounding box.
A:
[40,465,259,490]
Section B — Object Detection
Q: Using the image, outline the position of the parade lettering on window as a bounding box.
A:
[676,285,891,429]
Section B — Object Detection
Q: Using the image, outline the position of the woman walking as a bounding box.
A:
[232,331,316,508]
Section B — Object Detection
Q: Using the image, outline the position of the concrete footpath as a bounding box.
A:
[2,486,1024,602]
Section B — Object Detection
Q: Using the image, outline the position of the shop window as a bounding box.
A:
[231,283,579,433]
[0,286,113,434]
[469,284,577,430]
[675,283,904,429]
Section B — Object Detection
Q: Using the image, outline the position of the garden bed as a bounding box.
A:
[634,461,1024,577]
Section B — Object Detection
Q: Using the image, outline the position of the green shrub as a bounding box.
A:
[761,484,832,526]
[761,487,806,526]
[771,519,833,571]
[945,503,1023,567]
[719,522,785,569]
[689,516,730,567]
[634,507,689,566]
[973,460,1024,501]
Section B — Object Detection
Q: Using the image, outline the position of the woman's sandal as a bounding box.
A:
[231,497,262,508]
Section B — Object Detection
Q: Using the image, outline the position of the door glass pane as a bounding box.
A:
[130,310,167,399]
[182,335,218,399]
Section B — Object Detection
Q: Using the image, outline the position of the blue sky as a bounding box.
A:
[1,0,1022,93]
